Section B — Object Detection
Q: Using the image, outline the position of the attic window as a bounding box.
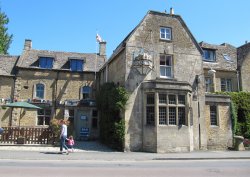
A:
[39,57,53,69]
[203,49,215,62]
[223,54,233,62]
[160,27,172,40]
[70,59,83,71]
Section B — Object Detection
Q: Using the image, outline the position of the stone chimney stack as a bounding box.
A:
[24,39,32,51]
[99,41,106,56]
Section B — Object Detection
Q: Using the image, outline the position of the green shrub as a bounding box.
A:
[97,83,128,151]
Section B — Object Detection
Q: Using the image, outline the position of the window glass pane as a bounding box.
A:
[178,107,186,125]
[160,55,172,77]
[159,107,167,125]
[146,106,155,125]
[82,86,91,93]
[168,95,176,104]
[70,59,83,71]
[38,109,44,115]
[205,77,212,92]
[36,84,44,99]
[92,110,98,117]
[37,116,43,125]
[160,27,171,40]
[169,107,176,125]
[39,57,53,69]
[45,116,50,125]
[160,67,165,76]
[147,94,154,104]
[92,118,98,128]
[45,109,51,115]
[203,50,215,61]
[178,95,185,105]
[210,105,217,125]
[159,94,167,104]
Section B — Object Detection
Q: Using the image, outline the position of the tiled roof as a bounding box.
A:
[0,55,18,76]
[17,49,105,72]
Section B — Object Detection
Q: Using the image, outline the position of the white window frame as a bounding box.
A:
[221,78,232,92]
[37,108,51,126]
[160,54,173,78]
[160,27,172,40]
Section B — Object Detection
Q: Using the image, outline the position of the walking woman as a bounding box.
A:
[59,119,69,155]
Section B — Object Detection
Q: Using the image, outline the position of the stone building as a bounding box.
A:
[0,39,106,140]
[0,55,18,127]
[1,9,247,152]
[99,10,234,152]
[237,42,250,91]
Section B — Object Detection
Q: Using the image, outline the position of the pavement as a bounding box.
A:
[0,141,250,161]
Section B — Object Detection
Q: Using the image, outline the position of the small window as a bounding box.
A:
[203,49,215,61]
[160,27,172,40]
[37,109,51,126]
[160,54,173,78]
[210,105,218,126]
[39,57,53,69]
[205,77,213,92]
[36,83,45,99]
[221,78,232,92]
[82,86,91,99]
[223,54,233,62]
[70,59,83,71]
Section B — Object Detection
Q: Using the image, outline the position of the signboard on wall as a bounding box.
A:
[64,109,69,118]
[80,115,87,120]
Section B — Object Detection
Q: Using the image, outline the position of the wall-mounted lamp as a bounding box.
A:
[208,68,216,75]
[133,52,153,75]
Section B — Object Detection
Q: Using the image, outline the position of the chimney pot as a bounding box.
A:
[170,7,174,15]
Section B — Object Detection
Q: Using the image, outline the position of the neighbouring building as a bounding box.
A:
[199,42,237,150]
[0,55,18,126]
[0,39,106,140]
[237,42,250,91]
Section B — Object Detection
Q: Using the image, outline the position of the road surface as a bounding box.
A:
[0,159,249,177]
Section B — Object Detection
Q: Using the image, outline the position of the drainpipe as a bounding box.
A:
[236,70,240,91]
[54,71,59,118]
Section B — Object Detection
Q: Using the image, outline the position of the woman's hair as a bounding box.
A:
[69,135,73,139]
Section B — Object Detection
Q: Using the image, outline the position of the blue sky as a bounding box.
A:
[2,0,250,58]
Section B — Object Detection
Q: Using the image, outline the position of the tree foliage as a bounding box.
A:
[0,9,13,54]
[96,82,129,151]
[219,92,250,138]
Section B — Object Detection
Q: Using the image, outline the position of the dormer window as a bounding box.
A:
[39,57,53,69]
[203,49,215,62]
[160,27,172,40]
[70,59,83,71]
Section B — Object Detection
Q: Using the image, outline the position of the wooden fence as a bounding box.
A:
[0,127,55,144]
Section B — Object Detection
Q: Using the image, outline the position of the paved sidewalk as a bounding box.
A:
[0,141,250,161]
